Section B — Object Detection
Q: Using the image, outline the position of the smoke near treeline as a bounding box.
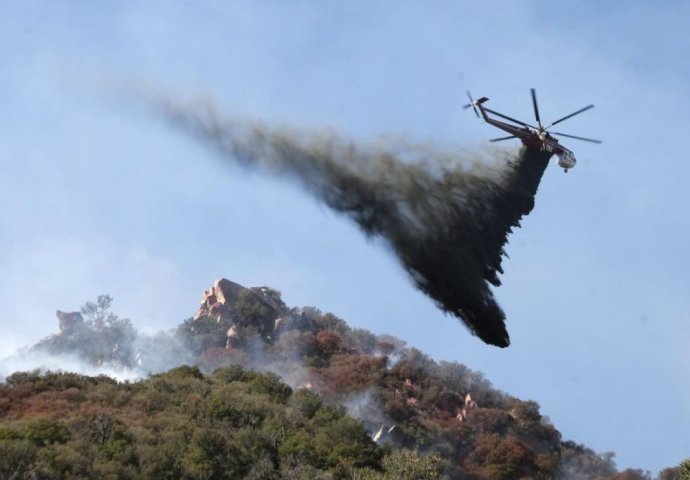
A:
[150,95,551,347]
[1,285,649,479]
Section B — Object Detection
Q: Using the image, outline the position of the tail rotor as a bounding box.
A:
[463,91,480,118]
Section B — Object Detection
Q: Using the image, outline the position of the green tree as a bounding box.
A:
[678,459,690,480]
[140,441,186,479]
[75,294,137,365]
[89,412,115,445]
[248,371,292,403]
[177,317,228,355]
[606,469,651,480]
[464,434,536,480]
[183,429,248,479]
[81,294,117,329]
[380,449,441,480]
[289,388,322,419]
[657,467,680,480]
[25,418,71,446]
[0,426,23,440]
[0,440,36,479]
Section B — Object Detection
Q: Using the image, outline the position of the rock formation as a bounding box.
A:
[456,393,479,422]
[56,310,84,333]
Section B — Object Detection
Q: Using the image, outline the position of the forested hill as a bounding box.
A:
[0,278,685,479]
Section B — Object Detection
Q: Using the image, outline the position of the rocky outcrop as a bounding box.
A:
[56,310,84,333]
[194,278,286,322]
[194,278,246,321]
[29,305,140,373]
[456,393,479,422]
[192,278,290,345]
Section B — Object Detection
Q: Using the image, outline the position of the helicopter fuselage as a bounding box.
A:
[476,104,577,171]
[465,92,599,173]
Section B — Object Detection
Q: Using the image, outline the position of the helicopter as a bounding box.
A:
[464,89,601,172]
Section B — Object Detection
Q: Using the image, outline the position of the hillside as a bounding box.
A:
[0,278,685,479]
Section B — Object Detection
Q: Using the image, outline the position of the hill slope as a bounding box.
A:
[0,278,683,479]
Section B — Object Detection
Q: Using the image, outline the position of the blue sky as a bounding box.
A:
[1,1,689,472]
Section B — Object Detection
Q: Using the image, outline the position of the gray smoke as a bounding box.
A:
[150,96,551,347]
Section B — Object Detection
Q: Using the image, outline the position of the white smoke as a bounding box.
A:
[0,349,144,383]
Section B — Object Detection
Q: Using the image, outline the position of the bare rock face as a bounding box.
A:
[213,278,246,305]
[56,311,84,333]
[456,393,479,422]
[226,325,240,349]
[193,278,289,344]
[194,278,246,321]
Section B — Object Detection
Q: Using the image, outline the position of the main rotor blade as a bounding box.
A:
[531,88,542,128]
[489,136,517,142]
[547,104,594,128]
[551,132,602,144]
[483,107,535,129]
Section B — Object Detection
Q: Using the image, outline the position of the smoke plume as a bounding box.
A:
[150,96,551,347]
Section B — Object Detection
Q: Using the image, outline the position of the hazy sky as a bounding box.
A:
[1,1,688,472]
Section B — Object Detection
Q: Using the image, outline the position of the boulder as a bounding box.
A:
[194,278,246,321]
